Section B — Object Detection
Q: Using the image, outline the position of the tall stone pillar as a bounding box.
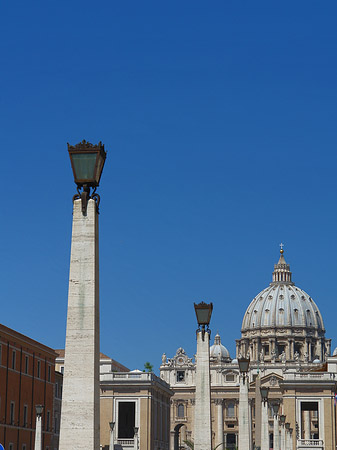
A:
[255,377,262,448]
[273,414,280,450]
[280,424,285,450]
[238,374,251,450]
[216,400,224,450]
[304,410,311,439]
[261,401,269,450]
[59,199,100,450]
[34,413,43,450]
[194,330,212,450]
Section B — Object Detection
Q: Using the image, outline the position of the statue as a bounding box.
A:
[294,351,299,362]
[281,351,286,364]
[161,353,167,365]
[259,349,264,362]
[271,349,276,363]
[304,352,309,363]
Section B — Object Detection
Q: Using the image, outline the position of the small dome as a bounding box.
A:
[333,347,337,357]
[210,333,230,361]
[313,359,321,364]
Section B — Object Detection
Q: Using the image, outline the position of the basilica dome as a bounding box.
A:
[237,249,330,363]
[210,333,230,361]
[242,250,324,332]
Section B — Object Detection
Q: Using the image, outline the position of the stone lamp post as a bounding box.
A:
[279,414,286,450]
[260,386,269,450]
[59,141,107,450]
[285,422,291,450]
[238,356,251,450]
[289,427,293,450]
[133,427,139,450]
[109,422,115,450]
[193,301,213,450]
[272,402,280,450]
[34,405,43,450]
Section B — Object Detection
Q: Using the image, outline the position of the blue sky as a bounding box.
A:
[1,1,337,372]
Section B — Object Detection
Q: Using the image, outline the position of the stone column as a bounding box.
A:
[304,410,311,439]
[194,330,212,450]
[261,401,269,450]
[216,400,224,450]
[255,377,261,448]
[273,415,279,450]
[238,374,251,450]
[109,426,114,450]
[280,424,285,450]
[34,413,42,450]
[59,199,100,450]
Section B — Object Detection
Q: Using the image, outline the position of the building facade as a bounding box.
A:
[160,250,337,450]
[0,324,58,450]
[100,370,173,450]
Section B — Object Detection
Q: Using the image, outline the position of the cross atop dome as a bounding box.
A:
[271,244,294,285]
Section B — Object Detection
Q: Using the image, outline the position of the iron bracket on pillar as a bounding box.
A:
[73,185,101,215]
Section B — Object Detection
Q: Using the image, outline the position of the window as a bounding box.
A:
[226,374,235,382]
[264,345,269,356]
[177,403,184,418]
[227,403,235,418]
[23,405,28,427]
[9,444,13,450]
[118,402,135,438]
[176,371,185,382]
[22,445,26,450]
[12,350,16,370]
[46,410,50,431]
[55,383,58,398]
[37,360,41,378]
[10,402,15,425]
[54,414,58,434]
[24,356,29,374]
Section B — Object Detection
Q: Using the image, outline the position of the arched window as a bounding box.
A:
[226,373,235,382]
[177,403,184,418]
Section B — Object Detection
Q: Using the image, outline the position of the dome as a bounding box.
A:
[210,333,230,360]
[333,347,337,357]
[241,250,325,332]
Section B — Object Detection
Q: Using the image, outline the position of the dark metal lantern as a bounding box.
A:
[260,386,269,401]
[194,301,213,326]
[238,357,250,374]
[68,140,106,187]
[35,404,44,416]
[68,140,107,214]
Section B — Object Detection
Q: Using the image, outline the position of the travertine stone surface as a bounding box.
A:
[261,401,269,450]
[194,331,212,450]
[34,416,42,450]
[238,376,251,450]
[59,199,100,450]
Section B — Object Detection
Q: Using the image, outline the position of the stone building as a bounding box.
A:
[160,250,337,450]
[100,370,173,450]
[0,324,58,450]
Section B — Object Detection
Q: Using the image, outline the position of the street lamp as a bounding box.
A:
[134,427,139,450]
[194,301,213,340]
[109,422,115,450]
[34,405,44,450]
[193,301,213,450]
[260,387,269,450]
[271,403,280,450]
[238,357,251,450]
[68,140,107,214]
[279,415,286,450]
[59,140,107,450]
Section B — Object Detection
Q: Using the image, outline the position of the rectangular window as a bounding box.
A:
[37,360,41,378]
[54,414,58,433]
[25,356,29,374]
[9,444,13,450]
[55,383,58,398]
[118,402,135,438]
[22,445,26,450]
[23,405,28,427]
[12,350,16,370]
[0,344,2,365]
[46,410,50,431]
[48,365,51,382]
[176,371,185,382]
[10,402,15,425]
